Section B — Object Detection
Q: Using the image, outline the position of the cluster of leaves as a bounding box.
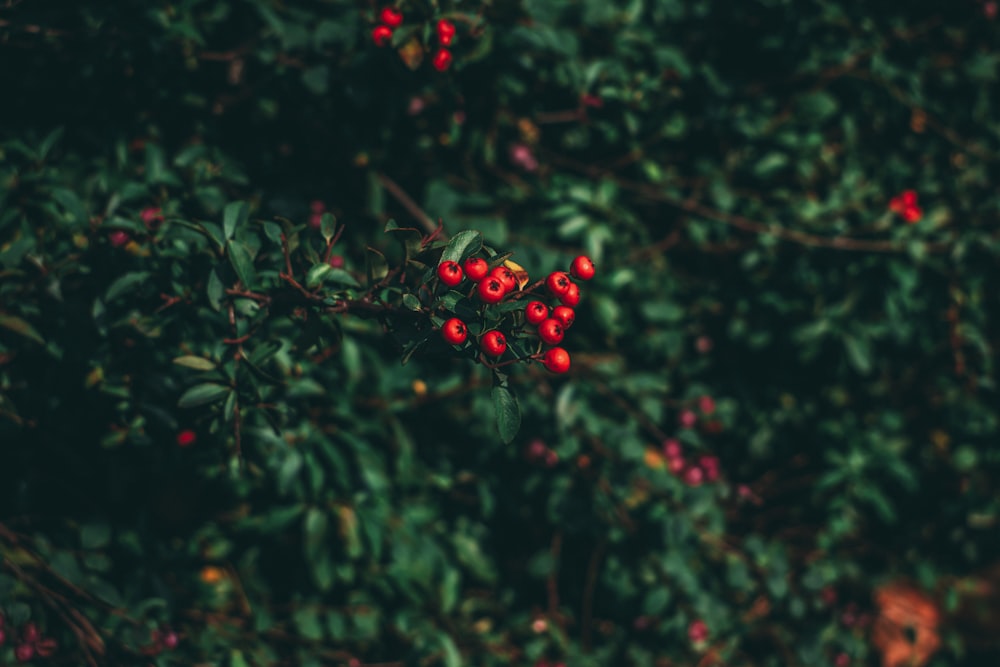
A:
[3,1,1000,666]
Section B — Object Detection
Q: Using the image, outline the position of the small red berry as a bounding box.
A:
[437,260,464,287]
[441,318,468,345]
[545,271,572,297]
[570,255,595,281]
[902,205,923,223]
[15,643,34,663]
[372,25,393,46]
[543,347,571,374]
[662,438,682,460]
[688,619,708,642]
[108,230,130,247]
[834,653,850,667]
[0,629,6,646]
[544,450,559,467]
[22,623,39,644]
[491,266,517,292]
[308,213,323,229]
[698,395,716,415]
[559,282,580,307]
[432,48,453,72]
[684,465,704,486]
[695,336,713,353]
[162,631,179,650]
[668,457,685,475]
[463,257,489,282]
[481,331,507,357]
[527,439,547,460]
[678,409,697,429]
[477,277,506,304]
[140,207,164,225]
[525,301,549,325]
[176,430,197,448]
[379,7,403,27]
[328,255,345,268]
[436,19,456,46]
[699,455,720,481]
[537,318,565,345]
[310,200,326,214]
[552,306,575,329]
[36,637,58,658]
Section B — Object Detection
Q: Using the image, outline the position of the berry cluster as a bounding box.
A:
[371,6,458,72]
[436,254,595,374]
[662,437,720,486]
[888,189,923,223]
[524,438,559,467]
[143,626,180,655]
[0,618,58,663]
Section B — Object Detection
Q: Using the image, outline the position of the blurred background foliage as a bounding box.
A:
[1,0,1000,665]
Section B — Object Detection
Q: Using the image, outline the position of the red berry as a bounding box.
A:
[36,637,58,658]
[545,271,571,297]
[372,25,393,46]
[176,430,197,448]
[695,336,713,353]
[525,301,549,325]
[902,205,922,223]
[552,306,575,329]
[688,619,708,642]
[463,257,489,282]
[0,629,6,646]
[162,631,179,650]
[108,230,130,247]
[570,255,595,281]
[662,438,682,460]
[834,653,850,667]
[678,409,697,429]
[544,450,559,467]
[901,190,918,208]
[481,331,507,357]
[310,200,326,214]
[668,457,685,475]
[22,623,39,644]
[140,207,164,225]
[379,7,403,27]
[684,466,704,486]
[436,19,456,46]
[559,282,580,307]
[328,255,345,268]
[432,48,453,72]
[437,260,464,287]
[15,643,34,663]
[698,395,716,415]
[441,318,468,345]
[537,318,564,345]
[543,347,571,373]
[699,455,720,481]
[477,277,506,304]
[490,266,517,292]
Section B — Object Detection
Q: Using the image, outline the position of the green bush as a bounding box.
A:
[2,1,999,666]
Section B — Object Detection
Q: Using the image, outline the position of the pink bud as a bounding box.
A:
[509,144,539,172]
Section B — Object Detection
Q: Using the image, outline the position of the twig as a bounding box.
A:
[375,172,441,236]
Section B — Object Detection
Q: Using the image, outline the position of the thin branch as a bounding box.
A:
[375,172,441,236]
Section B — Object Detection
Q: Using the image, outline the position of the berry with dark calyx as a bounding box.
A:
[559,282,580,307]
[372,25,393,46]
[436,19,456,46]
[463,257,489,282]
[379,7,403,27]
[176,429,197,447]
[22,623,39,644]
[481,331,507,357]
[491,266,517,292]
[537,318,564,345]
[432,49,453,72]
[552,306,575,329]
[36,637,58,658]
[477,277,506,304]
[15,643,34,663]
[441,318,468,345]
[437,260,464,287]
[525,301,549,325]
[543,347,571,374]
[545,271,572,297]
[570,255,595,281]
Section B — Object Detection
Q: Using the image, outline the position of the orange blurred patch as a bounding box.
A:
[200,565,225,584]
[872,583,940,667]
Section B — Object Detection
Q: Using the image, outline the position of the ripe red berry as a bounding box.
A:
[162,631,179,650]
[436,19,456,46]
[559,282,580,307]
[176,430,197,447]
[678,409,697,429]
[537,318,565,345]
[463,257,489,282]
[552,306,575,329]
[36,637,58,658]
[688,619,708,642]
[441,318,468,345]
[372,25,393,46]
[902,206,923,223]
[662,438,682,460]
[699,455,720,482]
[437,260,464,287]
[432,48,453,72]
[545,271,572,297]
[698,395,716,415]
[108,230,130,247]
[570,255,595,281]
[22,623,39,644]
[668,457,685,475]
[481,331,507,357]
[684,465,704,486]
[379,7,403,27]
[477,277,506,304]
[491,266,517,292]
[15,643,34,663]
[543,347,571,374]
[525,301,549,325]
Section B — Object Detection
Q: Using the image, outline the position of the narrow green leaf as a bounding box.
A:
[172,355,217,371]
[178,383,231,408]
[491,386,521,443]
[105,271,151,302]
[306,263,332,288]
[207,269,224,312]
[228,240,257,287]
[223,201,249,240]
[0,315,44,344]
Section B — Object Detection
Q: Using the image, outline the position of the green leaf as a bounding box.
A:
[228,240,257,287]
[366,247,389,284]
[105,271,151,302]
[173,355,217,371]
[207,268,224,312]
[81,522,111,549]
[843,335,872,375]
[306,263,332,289]
[223,201,249,240]
[0,315,44,344]
[440,230,483,266]
[492,386,521,443]
[402,294,422,311]
[320,213,337,243]
[178,383,231,408]
[304,508,334,592]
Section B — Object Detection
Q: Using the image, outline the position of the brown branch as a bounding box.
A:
[375,172,440,236]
